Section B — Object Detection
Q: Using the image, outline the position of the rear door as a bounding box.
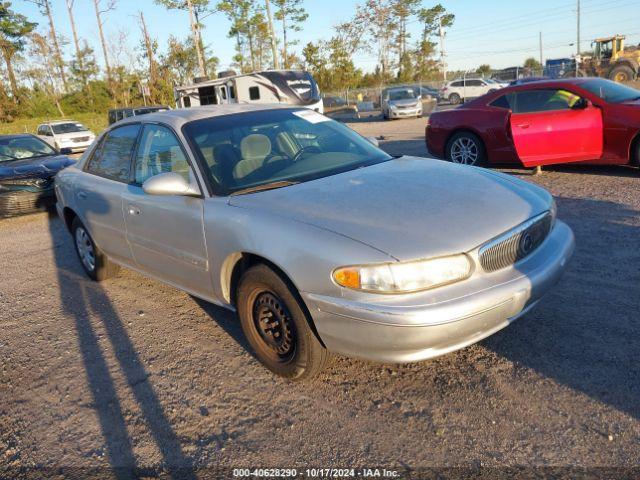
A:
[509,88,603,166]
[78,123,141,264]
[121,123,212,297]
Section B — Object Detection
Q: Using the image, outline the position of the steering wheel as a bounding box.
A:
[292,145,322,162]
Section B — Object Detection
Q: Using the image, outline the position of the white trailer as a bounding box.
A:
[174,70,323,113]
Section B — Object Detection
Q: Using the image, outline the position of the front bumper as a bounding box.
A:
[59,140,93,153]
[0,189,55,217]
[303,221,575,363]
[388,107,422,119]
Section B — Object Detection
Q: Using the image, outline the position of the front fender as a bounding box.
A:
[202,198,395,305]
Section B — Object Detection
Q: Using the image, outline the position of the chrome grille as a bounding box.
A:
[479,212,552,272]
[73,136,90,143]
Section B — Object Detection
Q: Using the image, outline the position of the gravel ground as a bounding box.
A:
[1,116,639,478]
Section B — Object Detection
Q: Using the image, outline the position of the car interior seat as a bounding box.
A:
[234,134,273,180]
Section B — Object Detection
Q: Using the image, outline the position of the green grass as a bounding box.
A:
[0,112,108,136]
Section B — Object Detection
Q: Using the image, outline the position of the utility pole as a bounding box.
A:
[265,0,280,69]
[439,17,446,82]
[576,0,581,76]
[539,31,543,69]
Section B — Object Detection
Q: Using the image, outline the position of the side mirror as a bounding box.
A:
[366,136,380,147]
[142,172,200,197]
[59,147,73,155]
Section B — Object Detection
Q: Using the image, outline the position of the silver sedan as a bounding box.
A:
[55,105,575,380]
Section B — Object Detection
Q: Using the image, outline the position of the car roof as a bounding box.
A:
[112,103,298,129]
[0,133,36,140]
[40,120,83,126]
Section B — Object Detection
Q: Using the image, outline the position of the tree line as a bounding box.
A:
[0,0,453,123]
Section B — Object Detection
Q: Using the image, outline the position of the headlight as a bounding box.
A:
[333,254,473,294]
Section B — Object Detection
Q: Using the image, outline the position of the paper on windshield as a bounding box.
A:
[292,109,329,124]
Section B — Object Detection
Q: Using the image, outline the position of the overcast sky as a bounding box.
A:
[14,0,640,74]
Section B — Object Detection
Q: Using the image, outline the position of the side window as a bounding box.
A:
[467,79,483,87]
[490,94,514,110]
[513,89,581,113]
[108,111,116,124]
[451,81,463,87]
[249,86,260,100]
[133,124,191,185]
[86,124,140,182]
[37,126,44,135]
[183,96,191,108]
[229,86,236,99]
[116,110,124,121]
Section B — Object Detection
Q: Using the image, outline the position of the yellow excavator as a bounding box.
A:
[577,35,640,82]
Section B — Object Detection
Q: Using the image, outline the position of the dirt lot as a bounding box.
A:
[1,116,639,478]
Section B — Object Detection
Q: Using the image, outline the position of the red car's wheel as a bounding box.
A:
[446,132,487,167]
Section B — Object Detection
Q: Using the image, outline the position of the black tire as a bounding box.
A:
[449,93,461,105]
[608,64,635,83]
[71,217,120,281]
[445,131,487,166]
[237,264,330,380]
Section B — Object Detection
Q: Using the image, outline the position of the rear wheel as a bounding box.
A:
[449,93,461,105]
[446,132,487,166]
[72,217,120,281]
[608,64,635,83]
[237,264,329,380]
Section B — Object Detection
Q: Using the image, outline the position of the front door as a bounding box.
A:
[509,88,603,167]
[121,123,213,298]
[78,123,141,264]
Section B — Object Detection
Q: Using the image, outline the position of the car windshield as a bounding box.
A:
[581,79,640,103]
[183,108,392,195]
[389,89,417,101]
[0,136,57,161]
[51,122,88,134]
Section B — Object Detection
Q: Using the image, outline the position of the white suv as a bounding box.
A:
[440,78,508,105]
[36,121,96,153]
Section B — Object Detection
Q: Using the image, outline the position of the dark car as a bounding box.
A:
[426,78,640,170]
[108,106,170,125]
[0,134,75,217]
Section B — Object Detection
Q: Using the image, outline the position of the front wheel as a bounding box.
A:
[446,132,487,166]
[237,264,330,380]
[608,64,635,83]
[72,217,120,281]
[449,93,461,105]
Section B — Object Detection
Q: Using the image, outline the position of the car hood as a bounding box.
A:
[229,157,552,261]
[0,155,76,180]
[388,98,420,107]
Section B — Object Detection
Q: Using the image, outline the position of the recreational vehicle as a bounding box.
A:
[174,70,323,113]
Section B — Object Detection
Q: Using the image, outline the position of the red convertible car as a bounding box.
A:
[426,78,640,169]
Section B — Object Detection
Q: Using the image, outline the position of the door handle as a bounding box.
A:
[128,205,141,216]
[517,123,530,129]
[77,191,87,199]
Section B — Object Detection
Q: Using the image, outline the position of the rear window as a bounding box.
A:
[86,124,140,182]
[490,94,514,109]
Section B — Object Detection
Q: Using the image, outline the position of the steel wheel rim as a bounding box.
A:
[75,227,95,272]
[251,291,296,363]
[450,137,479,165]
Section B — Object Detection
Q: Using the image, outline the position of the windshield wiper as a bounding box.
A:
[0,153,18,161]
[230,180,299,196]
